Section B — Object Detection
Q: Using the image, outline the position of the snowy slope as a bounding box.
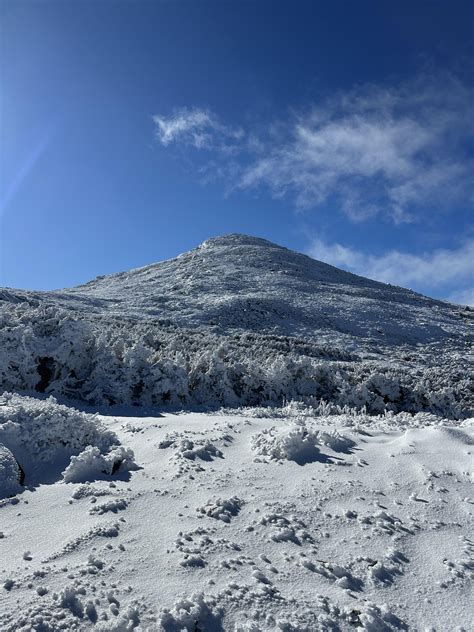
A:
[1,404,473,631]
[0,235,473,630]
[18,233,472,347]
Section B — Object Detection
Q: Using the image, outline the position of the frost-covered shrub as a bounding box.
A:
[363,372,403,410]
[62,445,137,483]
[0,443,22,498]
[188,347,241,407]
[252,424,323,464]
[252,423,355,464]
[0,392,116,462]
[0,392,135,493]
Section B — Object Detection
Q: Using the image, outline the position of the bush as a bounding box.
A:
[0,302,471,418]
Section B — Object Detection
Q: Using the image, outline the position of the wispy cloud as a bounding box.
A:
[153,107,242,152]
[153,73,473,223]
[308,237,474,303]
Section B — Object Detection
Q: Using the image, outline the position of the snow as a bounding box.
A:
[0,405,472,630]
[0,234,472,629]
[0,393,136,497]
[0,443,21,498]
[0,235,472,416]
[42,234,473,347]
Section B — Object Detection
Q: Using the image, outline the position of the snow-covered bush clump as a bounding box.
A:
[0,392,136,495]
[158,593,223,631]
[197,496,244,522]
[252,424,323,464]
[252,423,355,464]
[0,392,116,461]
[62,445,137,483]
[158,433,224,462]
[0,443,22,498]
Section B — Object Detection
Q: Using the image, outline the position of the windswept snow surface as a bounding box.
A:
[0,405,472,630]
[0,234,473,629]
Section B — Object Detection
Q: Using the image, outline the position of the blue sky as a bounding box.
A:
[1,0,473,303]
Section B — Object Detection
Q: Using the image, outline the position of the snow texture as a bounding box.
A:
[0,410,472,630]
[0,393,136,497]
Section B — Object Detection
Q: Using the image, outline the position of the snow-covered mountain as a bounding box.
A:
[8,233,471,347]
[0,234,472,416]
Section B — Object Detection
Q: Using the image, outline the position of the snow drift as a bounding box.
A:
[0,393,137,498]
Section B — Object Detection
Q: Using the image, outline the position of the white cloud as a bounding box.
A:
[238,74,473,222]
[154,108,214,147]
[153,73,474,223]
[153,107,242,152]
[308,238,474,298]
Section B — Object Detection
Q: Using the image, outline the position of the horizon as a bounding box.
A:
[1,0,473,304]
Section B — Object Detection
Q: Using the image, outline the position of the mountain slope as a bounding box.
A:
[9,234,472,347]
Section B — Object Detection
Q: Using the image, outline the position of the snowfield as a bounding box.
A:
[0,404,472,630]
[0,234,472,630]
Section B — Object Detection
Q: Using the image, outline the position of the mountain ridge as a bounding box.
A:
[71,233,430,298]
